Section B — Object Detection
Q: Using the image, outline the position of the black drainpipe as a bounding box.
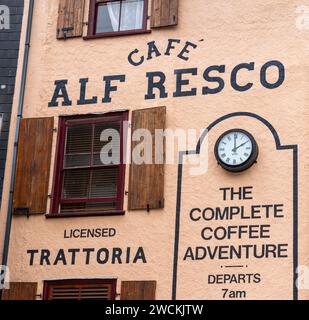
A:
[0,0,34,299]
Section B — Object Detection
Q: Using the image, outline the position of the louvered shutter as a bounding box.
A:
[44,280,116,300]
[121,281,157,300]
[2,282,37,300]
[57,0,85,39]
[13,118,54,215]
[151,0,179,28]
[128,106,166,211]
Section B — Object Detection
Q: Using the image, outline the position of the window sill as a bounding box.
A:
[46,210,125,219]
[83,29,151,40]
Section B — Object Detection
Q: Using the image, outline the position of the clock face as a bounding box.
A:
[214,129,258,172]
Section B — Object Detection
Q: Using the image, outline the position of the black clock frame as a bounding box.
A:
[214,128,259,172]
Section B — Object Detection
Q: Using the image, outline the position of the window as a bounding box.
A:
[43,279,117,300]
[50,112,127,217]
[87,0,149,38]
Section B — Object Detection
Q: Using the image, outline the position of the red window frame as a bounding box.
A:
[85,0,150,39]
[43,279,117,300]
[49,112,128,218]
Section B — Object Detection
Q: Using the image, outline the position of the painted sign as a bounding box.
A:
[26,228,147,266]
[172,112,297,300]
[47,39,285,108]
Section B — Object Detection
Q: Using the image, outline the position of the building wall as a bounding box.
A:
[1,0,309,300]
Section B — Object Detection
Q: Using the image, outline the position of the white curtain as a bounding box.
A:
[107,0,144,32]
[121,0,144,30]
[106,0,143,32]
[107,2,120,31]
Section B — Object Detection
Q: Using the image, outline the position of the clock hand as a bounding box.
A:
[235,140,249,151]
[234,135,237,151]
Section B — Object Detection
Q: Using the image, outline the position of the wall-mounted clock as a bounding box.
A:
[214,129,259,172]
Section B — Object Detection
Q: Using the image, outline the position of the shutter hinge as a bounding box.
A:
[14,207,30,218]
[59,27,74,39]
[125,191,129,196]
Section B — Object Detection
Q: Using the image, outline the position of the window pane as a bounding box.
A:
[90,167,119,198]
[120,0,144,31]
[65,125,92,168]
[93,121,121,166]
[96,2,121,33]
[62,169,91,199]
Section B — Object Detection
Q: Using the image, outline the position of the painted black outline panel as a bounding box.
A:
[172,112,298,300]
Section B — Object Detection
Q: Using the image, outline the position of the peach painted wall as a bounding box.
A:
[0,0,309,300]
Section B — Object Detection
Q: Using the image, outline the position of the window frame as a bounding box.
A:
[48,112,128,218]
[85,0,150,39]
[43,279,117,300]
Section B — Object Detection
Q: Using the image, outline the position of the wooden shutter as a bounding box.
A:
[151,0,179,28]
[128,106,166,211]
[57,0,85,39]
[13,118,54,215]
[2,282,37,300]
[121,281,156,300]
